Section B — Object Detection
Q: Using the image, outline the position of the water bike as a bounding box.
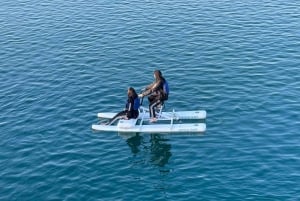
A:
[92,104,206,133]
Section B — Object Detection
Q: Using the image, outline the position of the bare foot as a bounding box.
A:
[149,118,157,123]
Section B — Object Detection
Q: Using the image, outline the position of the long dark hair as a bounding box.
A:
[128,87,138,98]
[154,70,165,82]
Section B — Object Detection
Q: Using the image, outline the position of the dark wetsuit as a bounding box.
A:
[107,95,139,125]
[126,95,140,119]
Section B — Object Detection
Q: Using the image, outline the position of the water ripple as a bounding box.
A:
[1,0,300,200]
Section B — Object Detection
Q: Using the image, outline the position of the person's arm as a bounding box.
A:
[140,82,154,96]
[146,81,156,89]
[149,80,162,92]
[140,80,162,97]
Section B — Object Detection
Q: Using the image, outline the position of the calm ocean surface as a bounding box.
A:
[1,0,300,200]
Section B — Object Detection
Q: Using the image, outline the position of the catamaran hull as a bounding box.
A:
[92,123,206,133]
[97,110,206,120]
[93,108,207,133]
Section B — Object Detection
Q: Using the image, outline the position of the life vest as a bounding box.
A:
[133,97,140,110]
[163,80,169,100]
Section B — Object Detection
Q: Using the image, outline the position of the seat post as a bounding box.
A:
[156,102,165,118]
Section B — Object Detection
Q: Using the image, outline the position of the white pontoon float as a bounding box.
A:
[92,105,206,133]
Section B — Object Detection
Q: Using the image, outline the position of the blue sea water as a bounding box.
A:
[1,0,300,200]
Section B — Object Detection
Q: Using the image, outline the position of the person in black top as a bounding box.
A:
[139,70,167,122]
[105,87,140,125]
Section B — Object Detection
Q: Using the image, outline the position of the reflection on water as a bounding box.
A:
[149,135,172,168]
[123,133,172,169]
[126,133,143,155]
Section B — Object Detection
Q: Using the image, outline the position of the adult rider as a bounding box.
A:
[139,70,167,122]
